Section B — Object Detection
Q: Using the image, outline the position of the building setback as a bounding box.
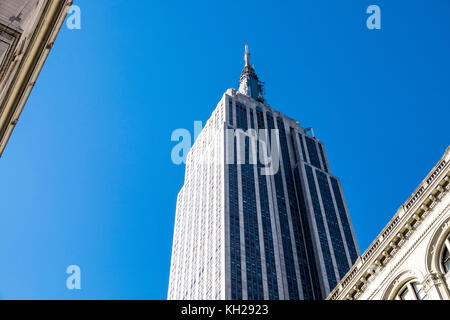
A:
[168,44,359,300]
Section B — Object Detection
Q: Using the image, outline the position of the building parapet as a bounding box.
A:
[327,146,450,300]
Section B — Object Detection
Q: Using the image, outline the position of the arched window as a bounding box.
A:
[395,281,427,300]
[442,237,450,274]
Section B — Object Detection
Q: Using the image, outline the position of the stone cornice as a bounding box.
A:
[327,147,450,300]
[0,0,73,157]
[366,201,450,299]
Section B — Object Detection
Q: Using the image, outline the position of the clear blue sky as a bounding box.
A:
[0,0,448,299]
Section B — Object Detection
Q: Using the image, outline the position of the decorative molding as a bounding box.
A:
[327,149,450,300]
[0,0,73,156]
[423,273,442,293]
[367,202,450,299]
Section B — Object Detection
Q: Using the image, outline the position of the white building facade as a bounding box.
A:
[328,147,450,300]
[168,45,359,300]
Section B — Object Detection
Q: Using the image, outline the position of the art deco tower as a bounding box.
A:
[168,44,359,300]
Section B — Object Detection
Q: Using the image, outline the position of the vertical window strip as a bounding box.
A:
[228,100,234,126]
[278,120,314,299]
[256,108,279,299]
[289,128,298,163]
[304,164,337,290]
[229,135,242,299]
[318,143,329,173]
[315,170,349,278]
[330,177,358,263]
[236,102,248,130]
[298,134,308,163]
[305,136,321,169]
[242,136,264,299]
[293,166,322,299]
[271,117,299,300]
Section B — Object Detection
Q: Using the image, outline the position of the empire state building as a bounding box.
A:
[168,44,359,300]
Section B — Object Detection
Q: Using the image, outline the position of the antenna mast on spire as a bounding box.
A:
[239,41,265,103]
[244,41,250,66]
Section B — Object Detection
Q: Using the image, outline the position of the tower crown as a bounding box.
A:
[238,42,265,103]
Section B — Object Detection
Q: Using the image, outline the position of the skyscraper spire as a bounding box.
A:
[238,42,265,103]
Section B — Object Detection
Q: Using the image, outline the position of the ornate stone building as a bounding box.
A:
[328,147,450,300]
[0,0,72,156]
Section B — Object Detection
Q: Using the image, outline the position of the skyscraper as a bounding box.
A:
[168,44,359,300]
